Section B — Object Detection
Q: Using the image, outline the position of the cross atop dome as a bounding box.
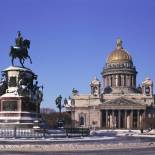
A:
[116,38,123,49]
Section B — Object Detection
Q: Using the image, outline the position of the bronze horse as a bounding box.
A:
[9,39,32,67]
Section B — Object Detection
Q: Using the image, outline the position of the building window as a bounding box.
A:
[111,76,113,86]
[145,86,150,95]
[79,115,85,126]
[124,75,126,86]
[93,86,98,96]
[80,116,84,126]
[118,75,121,86]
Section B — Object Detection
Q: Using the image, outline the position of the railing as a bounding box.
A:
[65,128,90,137]
[0,128,90,138]
[0,128,44,138]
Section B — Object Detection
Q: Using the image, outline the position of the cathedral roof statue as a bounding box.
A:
[142,77,153,85]
[90,76,100,85]
[107,38,132,64]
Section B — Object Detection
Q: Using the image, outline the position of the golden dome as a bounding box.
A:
[107,39,132,63]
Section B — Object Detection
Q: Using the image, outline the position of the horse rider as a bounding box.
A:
[15,31,23,47]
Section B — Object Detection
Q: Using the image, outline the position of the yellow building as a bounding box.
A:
[65,39,155,129]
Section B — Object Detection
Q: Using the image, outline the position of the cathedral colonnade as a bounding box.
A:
[101,109,145,129]
[104,74,136,88]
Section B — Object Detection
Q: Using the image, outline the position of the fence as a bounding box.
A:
[65,128,90,137]
[0,128,90,138]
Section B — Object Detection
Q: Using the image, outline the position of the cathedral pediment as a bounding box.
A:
[104,97,138,105]
[99,97,146,109]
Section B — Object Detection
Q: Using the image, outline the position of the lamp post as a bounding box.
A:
[93,105,96,131]
[66,96,73,128]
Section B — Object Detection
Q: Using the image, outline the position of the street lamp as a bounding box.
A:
[93,105,96,131]
[66,96,72,128]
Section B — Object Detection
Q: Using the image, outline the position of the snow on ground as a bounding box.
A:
[0,136,116,142]
[91,129,155,137]
[91,129,140,136]
[0,129,155,142]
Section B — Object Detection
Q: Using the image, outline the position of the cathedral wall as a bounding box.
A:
[73,107,101,128]
[72,96,101,128]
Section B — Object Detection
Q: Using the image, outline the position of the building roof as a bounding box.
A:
[107,38,132,64]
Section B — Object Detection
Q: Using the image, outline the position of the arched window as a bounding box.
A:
[130,75,132,87]
[124,75,126,86]
[111,76,113,86]
[118,75,121,86]
[93,86,98,95]
[80,116,84,126]
[145,86,150,96]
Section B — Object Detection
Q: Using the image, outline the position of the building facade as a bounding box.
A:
[66,39,155,129]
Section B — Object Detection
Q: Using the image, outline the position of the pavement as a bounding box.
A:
[0,142,155,153]
[0,129,155,152]
[2,148,155,155]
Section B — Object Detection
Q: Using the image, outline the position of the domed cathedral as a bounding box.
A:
[65,39,155,129]
[102,38,137,94]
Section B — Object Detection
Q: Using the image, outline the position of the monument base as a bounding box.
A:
[0,66,43,129]
[0,94,39,128]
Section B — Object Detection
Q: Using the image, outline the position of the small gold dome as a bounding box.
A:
[107,39,132,63]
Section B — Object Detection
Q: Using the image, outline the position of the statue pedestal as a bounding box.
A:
[0,95,37,128]
[0,66,42,128]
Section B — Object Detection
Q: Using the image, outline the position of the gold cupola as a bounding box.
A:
[107,38,132,64]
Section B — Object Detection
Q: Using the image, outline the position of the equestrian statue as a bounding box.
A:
[9,31,32,67]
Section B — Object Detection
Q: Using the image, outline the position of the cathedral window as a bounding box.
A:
[130,76,132,87]
[124,75,126,86]
[111,76,113,86]
[118,75,121,86]
[93,87,98,96]
[79,116,84,126]
[145,86,150,96]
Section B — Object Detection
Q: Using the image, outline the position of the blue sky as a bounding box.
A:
[0,0,155,110]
